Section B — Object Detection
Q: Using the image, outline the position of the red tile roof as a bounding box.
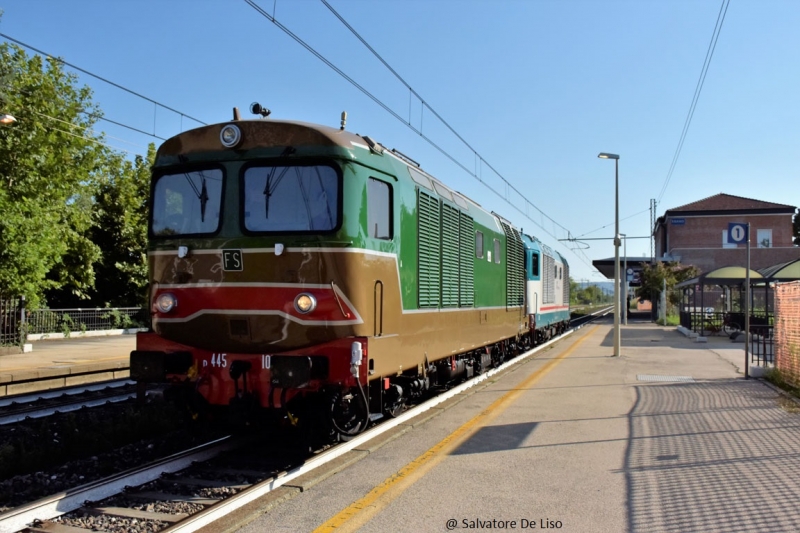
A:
[668,193,796,213]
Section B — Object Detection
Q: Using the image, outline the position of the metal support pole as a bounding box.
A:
[598,153,621,356]
[623,236,628,325]
[17,295,26,347]
[613,158,621,355]
[745,223,750,379]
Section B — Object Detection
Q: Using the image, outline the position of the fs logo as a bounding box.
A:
[222,249,243,271]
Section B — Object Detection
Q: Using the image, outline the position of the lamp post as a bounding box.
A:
[598,152,621,356]
[621,233,628,325]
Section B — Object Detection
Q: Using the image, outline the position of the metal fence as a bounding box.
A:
[1,298,148,347]
[678,308,774,367]
[0,298,21,346]
[26,307,148,335]
[749,324,774,367]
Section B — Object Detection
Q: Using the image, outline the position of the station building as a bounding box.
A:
[653,193,798,273]
[592,193,799,300]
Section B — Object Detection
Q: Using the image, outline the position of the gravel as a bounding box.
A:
[0,398,226,512]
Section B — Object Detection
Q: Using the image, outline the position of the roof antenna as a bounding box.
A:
[233,107,240,121]
[340,111,347,130]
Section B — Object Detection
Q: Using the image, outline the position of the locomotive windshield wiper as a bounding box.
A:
[263,166,290,219]
[262,147,296,218]
[183,172,210,223]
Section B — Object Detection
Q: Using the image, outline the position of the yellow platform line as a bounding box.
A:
[314,325,598,532]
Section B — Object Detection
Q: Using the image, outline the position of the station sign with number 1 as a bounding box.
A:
[728,223,748,244]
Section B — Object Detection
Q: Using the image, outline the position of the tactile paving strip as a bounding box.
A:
[636,374,695,383]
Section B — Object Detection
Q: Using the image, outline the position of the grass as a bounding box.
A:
[656,314,680,326]
[764,367,800,401]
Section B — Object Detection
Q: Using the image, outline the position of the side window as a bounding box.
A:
[368,178,392,239]
[554,264,558,279]
[757,229,772,248]
[532,253,539,276]
[494,239,501,264]
[476,231,484,258]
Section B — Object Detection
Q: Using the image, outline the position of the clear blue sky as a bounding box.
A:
[2,0,798,282]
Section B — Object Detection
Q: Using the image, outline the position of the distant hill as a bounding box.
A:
[578,281,615,295]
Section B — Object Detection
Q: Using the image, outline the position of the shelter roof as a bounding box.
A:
[758,257,800,281]
[676,265,763,289]
[592,257,652,280]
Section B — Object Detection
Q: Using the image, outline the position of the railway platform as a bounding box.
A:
[0,335,133,397]
[225,314,800,533]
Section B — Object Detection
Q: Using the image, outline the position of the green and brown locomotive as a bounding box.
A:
[131,107,570,439]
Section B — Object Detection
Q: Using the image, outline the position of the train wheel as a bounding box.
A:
[328,387,368,441]
[491,345,505,367]
[383,383,405,418]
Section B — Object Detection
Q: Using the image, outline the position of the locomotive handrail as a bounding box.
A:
[374,280,384,337]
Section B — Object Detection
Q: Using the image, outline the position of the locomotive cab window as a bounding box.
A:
[368,178,392,239]
[243,164,340,233]
[494,239,501,264]
[151,168,224,236]
[476,231,484,258]
[531,252,539,277]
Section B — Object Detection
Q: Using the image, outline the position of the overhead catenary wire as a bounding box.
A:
[0,33,200,153]
[0,33,207,129]
[35,121,138,155]
[577,208,652,239]
[27,109,152,149]
[0,83,169,146]
[656,0,730,205]
[318,0,587,263]
[244,0,595,270]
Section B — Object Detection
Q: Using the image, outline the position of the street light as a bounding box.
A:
[620,233,628,326]
[0,114,17,124]
[598,152,621,357]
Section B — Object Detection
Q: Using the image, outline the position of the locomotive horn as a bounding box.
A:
[250,102,271,117]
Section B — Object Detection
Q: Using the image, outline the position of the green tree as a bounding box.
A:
[0,41,108,307]
[89,145,155,307]
[638,261,698,308]
[569,277,611,305]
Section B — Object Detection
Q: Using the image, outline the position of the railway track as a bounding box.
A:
[1,318,606,533]
[0,380,138,426]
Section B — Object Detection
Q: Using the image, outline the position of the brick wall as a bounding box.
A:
[668,214,794,249]
[775,281,800,386]
[669,247,800,273]
[654,211,799,273]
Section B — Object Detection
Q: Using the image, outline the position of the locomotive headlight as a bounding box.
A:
[155,292,178,313]
[294,293,317,314]
[219,124,242,148]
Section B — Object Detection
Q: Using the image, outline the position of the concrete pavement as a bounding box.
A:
[229,317,800,533]
[0,335,134,396]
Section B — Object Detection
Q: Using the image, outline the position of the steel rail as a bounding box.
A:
[0,393,135,425]
[0,436,236,533]
[0,380,134,408]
